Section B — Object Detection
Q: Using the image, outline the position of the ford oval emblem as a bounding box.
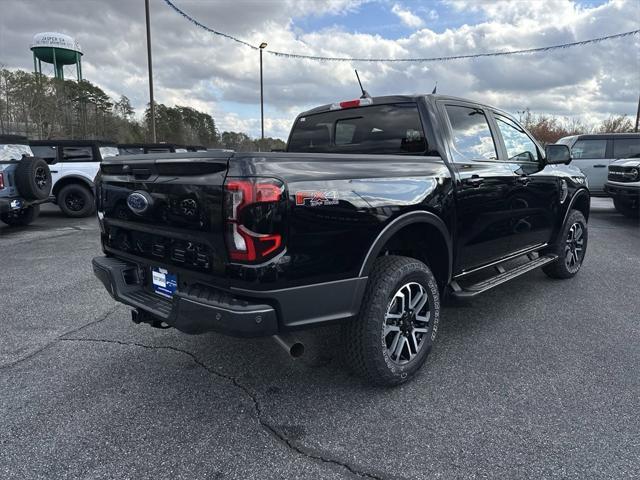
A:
[127,191,152,215]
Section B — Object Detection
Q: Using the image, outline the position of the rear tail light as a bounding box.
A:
[224,178,286,263]
[0,172,4,190]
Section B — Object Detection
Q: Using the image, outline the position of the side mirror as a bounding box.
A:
[545,144,572,165]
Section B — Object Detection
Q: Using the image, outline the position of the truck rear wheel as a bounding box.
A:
[0,204,40,226]
[343,255,440,387]
[57,183,95,217]
[15,157,51,200]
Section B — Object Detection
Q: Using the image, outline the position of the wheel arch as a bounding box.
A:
[358,211,453,288]
[52,175,94,198]
[568,188,590,222]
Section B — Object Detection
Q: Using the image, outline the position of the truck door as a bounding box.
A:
[570,137,610,194]
[491,112,557,252]
[60,145,99,183]
[442,102,516,272]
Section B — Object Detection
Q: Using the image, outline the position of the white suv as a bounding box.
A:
[605,158,640,218]
[30,140,119,217]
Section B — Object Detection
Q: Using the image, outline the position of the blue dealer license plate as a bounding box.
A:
[151,268,177,298]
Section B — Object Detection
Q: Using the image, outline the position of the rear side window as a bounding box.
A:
[571,139,606,160]
[119,147,144,155]
[445,105,497,161]
[31,145,57,163]
[288,103,426,154]
[613,138,640,158]
[62,146,94,162]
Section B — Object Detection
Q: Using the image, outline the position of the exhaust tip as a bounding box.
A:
[289,342,305,358]
[273,334,305,358]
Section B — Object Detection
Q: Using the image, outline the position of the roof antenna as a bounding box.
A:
[432,81,438,94]
[355,70,371,99]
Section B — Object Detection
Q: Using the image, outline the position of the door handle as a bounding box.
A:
[593,164,606,168]
[516,176,530,186]
[50,170,58,173]
[465,176,483,187]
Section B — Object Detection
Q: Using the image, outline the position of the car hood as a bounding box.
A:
[610,158,640,168]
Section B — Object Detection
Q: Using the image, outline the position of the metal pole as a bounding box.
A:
[260,48,264,140]
[635,94,640,133]
[145,0,156,142]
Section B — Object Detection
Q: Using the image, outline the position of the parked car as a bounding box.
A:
[117,143,207,155]
[92,94,589,386]
[605,157,640,218]
[29,140,119,217]
[556,133,640,196]
[0,135,52,226]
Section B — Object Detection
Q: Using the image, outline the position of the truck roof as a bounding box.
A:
[297,93,500,117]
[30,139,117,147]
[0,134,29,145]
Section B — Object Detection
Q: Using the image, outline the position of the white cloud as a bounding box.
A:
[391,3,425,28]
[0,0,638,139]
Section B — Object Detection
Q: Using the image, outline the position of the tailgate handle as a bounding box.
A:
[132,168,151,179]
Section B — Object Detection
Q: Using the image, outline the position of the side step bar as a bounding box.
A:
[450,254,558,298]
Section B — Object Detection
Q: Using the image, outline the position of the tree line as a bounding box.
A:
[0,68,285,150]
[1,67,634,150]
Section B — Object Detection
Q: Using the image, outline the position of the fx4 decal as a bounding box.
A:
[295,190,339,207]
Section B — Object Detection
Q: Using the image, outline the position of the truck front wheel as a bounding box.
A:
[343,256,440,387]
[613,198,639,219]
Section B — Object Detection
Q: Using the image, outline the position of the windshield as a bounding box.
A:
[0,144,34,161]
[288,103,427,155]
[99,146,120,159]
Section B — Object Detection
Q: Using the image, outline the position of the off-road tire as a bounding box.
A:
[542,209,588,279]
[342,255,440,387]
[15,157,51,200]
[0,204,40,226]
[57,183,95,218]
[613,198,639,219]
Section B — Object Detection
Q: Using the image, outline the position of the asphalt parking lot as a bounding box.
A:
[1,198,638,480]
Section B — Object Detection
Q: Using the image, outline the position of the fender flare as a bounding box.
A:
[52,174,95,196]
[358,210,453,281]
[562,188,590,226]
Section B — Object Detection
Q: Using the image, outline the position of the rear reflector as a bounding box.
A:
[330,97,373,110]
[0,172,4,190]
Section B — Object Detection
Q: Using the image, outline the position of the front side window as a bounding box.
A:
[62,146,94,162]
[613,138,640,159]
[571,139,607,160]
[445,105,497,161]
[495,115,540,162]
[31,145,57,163]
[99,146,119,159]
[288,103,426,154]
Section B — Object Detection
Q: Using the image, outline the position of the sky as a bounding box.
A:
[0,0,638,140]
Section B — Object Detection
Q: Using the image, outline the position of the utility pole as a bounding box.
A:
[635,93,640,133]
[259,42,267,140]
[145,0,156,142]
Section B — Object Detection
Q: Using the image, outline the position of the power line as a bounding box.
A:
[162,0,640,63]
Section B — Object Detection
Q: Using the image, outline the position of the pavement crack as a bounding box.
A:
[60,337,391,480]
[0,305,120,370]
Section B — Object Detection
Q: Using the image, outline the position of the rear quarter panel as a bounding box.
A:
[228,152,454,287]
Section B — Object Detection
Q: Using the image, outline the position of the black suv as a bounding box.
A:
[93,94,589,386]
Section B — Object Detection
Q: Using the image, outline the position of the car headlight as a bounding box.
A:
[572,176,588,187]
[631,168,639,181]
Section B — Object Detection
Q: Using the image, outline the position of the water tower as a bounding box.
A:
[30,32,83,81]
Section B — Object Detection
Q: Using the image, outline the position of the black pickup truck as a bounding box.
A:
[92,94,589,386]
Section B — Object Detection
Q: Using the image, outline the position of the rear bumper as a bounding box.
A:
[0,196,50,214]
[92,256,367,337]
